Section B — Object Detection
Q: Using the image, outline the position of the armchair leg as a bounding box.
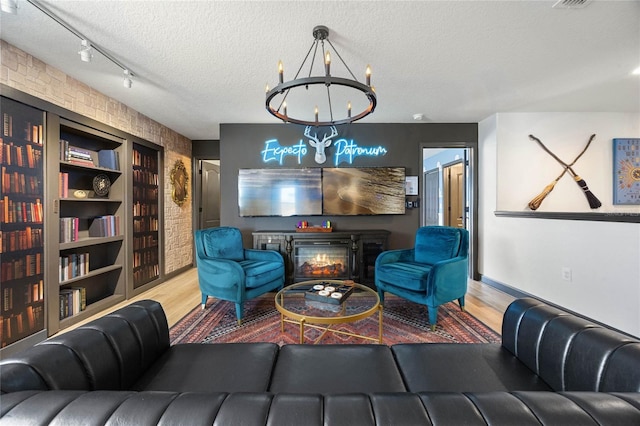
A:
[201,293,208,309]
[428,307,438,332]
[235,303,243,325]
[377,289,385,305]
[458,296,466,312]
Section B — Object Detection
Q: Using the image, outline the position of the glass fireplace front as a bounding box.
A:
[293,240,350,281]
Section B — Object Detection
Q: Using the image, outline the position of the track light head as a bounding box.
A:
[1,0,18,14]
[123,69,133,88]
[78,39,93,62]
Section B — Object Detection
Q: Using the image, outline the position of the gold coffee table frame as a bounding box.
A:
[275,279,382,344]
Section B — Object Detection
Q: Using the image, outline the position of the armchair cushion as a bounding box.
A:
[414,226,462,265]
[375,262,432,292]
[200,227,244,261]
[239,259,285,289]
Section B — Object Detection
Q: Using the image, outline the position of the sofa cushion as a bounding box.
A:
[269,345,406,394]
[132,343,278,392]
[392,343,552,392]
[238,259,284,289]
[375,261,432,291]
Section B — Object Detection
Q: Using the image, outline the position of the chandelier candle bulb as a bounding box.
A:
[315,106,319,122]
[283,101,287,117]
[278,60,283,84]
[325,51,331,76]
[366,65,371,86]
[347,101,352,117]
[265,83,269,93]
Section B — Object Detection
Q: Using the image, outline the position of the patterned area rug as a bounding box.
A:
[170,294,501,345]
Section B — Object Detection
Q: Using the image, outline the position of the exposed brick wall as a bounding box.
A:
[1,40,193,275]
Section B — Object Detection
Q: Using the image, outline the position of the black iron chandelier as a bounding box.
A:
[265,25,377,126]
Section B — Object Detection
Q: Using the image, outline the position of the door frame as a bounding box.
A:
[420,145,478,280]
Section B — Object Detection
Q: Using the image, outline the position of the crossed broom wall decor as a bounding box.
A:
[527,134,602,211]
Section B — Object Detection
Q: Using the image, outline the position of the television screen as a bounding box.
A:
[238,168,322,217]
[322,167,406,215]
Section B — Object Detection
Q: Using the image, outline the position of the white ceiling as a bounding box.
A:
[1,0,639,140]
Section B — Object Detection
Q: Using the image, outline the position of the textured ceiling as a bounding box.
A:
[1,0,639,140]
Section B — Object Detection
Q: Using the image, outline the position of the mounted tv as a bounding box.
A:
[322,167,406,215]
[238,168,322,217]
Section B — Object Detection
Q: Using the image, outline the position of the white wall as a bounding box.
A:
[479,113,640,337]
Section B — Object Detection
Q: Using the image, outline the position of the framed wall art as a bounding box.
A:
[613,138,640,205]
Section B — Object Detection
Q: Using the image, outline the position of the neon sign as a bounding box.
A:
[261,139,307,165]
[333,139,387,166]
[260,131,388,165]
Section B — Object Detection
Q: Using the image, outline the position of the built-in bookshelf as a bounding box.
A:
[0,96,46,348]
[50,117,126,332]
[132,142,161,289]
[1,85,167,353]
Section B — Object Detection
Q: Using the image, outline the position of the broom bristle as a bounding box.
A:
[573,176,602,209]
[528,183,556,210]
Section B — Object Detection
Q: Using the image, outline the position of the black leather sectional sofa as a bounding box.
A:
[1,297,639,425]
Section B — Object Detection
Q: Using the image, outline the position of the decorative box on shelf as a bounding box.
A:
[304,281,354,305]
[295,220,332,232]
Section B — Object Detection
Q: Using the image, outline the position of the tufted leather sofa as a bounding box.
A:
[1,297,639,425]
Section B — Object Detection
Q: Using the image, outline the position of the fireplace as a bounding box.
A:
[293,240,350,281]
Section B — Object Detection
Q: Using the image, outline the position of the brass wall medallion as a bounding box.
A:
[170,160,189,206]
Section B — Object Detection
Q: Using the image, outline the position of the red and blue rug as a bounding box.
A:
[170,294,501,345]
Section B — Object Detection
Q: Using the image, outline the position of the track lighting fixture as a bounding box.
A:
[21,0,137,88]
[78,39,93,63]
[123,70,133,89]
[0,0,18,14]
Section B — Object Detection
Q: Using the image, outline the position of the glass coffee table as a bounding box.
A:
[275,279,382,344]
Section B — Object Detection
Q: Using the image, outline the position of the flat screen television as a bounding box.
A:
[238,168,322,217]
[322,167,406,215]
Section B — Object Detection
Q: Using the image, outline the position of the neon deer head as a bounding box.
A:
[304,125,338,164]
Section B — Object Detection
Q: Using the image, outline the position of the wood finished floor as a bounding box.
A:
[64,267,515,335]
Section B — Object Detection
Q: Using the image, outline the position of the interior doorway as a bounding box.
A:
[196,160,220,230]
[421,148,474,276]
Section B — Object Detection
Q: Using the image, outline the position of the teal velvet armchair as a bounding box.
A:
[375,226,469,331]
[195,227,285,323]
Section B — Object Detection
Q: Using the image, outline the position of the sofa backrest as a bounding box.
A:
[0,300,169,393]
[502,298,640,392]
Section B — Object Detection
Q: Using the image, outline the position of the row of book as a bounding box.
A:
[59,140,120,170]
[2,280,44,312]
[133,187,158,202]
[0,305,44,346]
[60,217,79,243]
[2,113,44,144]
[133,249,159,268]
[133,264,159,286]
[1,252,43,281]
[133,216,158,232]
[0,226,44,254]
[2,166,42,195]
[59,287,87,320]
[133,201,159,217]
[133,169,159,186]
[0,139,43,169]
[59,252,90,282]
[133,234,158,251]
[0,196,43,224]
[132,150,157,169]
[88,215,121,238]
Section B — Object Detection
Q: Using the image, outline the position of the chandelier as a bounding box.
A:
[265,25,377,126]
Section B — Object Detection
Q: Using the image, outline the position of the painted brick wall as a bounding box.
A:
[1,40,193,275]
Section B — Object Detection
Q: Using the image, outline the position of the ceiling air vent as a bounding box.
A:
[553,0,592,8]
